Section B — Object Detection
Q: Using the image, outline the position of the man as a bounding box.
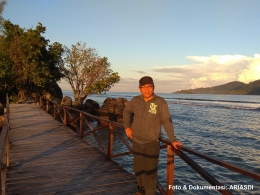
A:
[123,76,182,195]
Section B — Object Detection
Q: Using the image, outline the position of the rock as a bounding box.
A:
[40,81,63,104]
[42,91,61,104]
[50,97,61,104]
[17,96,35,104]
[97,97,129,126]
[43,91,52,99]
[61,96,72,107]
[117,98,129,107]
[72,101,84,110]
[45,81,63,100]
[84,99,100,115]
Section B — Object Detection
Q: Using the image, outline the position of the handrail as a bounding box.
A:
[35,94,260,195]
[181,146,260,181]
[0,94,10,195]
[160,140,233,195]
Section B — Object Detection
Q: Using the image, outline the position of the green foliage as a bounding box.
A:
[231,80,260,95]
[176,80,260,95]
[0,0,7,27]
[9,94,19,103]
[0,20,64,99]
[83,72,120,94]
[62,42,120,103]
[44,42,64,82]
[0,36,15,92]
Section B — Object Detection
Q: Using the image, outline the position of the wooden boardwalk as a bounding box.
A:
[7,104,137,195]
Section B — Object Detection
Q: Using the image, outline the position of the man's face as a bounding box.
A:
[139,84,154,99]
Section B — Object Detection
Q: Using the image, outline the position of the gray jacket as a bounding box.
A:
[123,94,176,144]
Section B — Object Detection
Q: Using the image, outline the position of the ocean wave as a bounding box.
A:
[168,101,260,111]
[166,97,260,104]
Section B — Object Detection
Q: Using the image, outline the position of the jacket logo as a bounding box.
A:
[149,103,157,114]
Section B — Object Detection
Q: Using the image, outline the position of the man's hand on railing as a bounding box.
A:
[172,140,182,149]
[125,127,133,139]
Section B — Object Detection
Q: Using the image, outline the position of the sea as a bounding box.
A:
[63,91,260,195]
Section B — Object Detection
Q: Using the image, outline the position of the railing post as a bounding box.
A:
[79,113,83,138]
[46,100,49,112]
[0,167,6,195]
[53,104,57,119]
[1,143,7,195]
[40,96,42,107]
[166,145,174,195]
[107,123,114,158]
[63,107,67,125]
[36,94,39,104]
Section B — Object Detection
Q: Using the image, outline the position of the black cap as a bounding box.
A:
[139,76,154,87]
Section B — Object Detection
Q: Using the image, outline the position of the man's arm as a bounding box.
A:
[125,127,133,139]
[123,101,133,139]
[172,140,182,149]
[161,100,182,149]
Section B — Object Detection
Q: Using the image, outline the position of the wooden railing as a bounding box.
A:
[0,94,10,195]
[35,94,260,195]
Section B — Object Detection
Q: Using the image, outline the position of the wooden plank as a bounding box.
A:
[6,104,138,195]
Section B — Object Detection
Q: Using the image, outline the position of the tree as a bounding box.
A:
[0,0,7,28]
[62,42,120,103]
[0,34,15,96]
[0,20,64,100]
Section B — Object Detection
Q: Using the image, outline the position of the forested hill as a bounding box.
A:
[175,80,260,95]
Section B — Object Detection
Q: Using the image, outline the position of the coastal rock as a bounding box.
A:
[17,96,35,104]
[50,97,62,104]
[43,91,51,99]
[97,97,128,126]
[84,99,100,115]
[42,91,61,105]
[45,81,63,100]
[61,96,72,107]
[72,101,84,110]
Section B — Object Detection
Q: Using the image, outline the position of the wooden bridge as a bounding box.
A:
[0,94,260,195]
[7,103,137,195]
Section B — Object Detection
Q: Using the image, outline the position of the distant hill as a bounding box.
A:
[175,80,260,95]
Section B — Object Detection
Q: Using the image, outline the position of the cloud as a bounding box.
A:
[153,54,260,90]
[169,75,192,78]
[154,65,195,74]
[110,78,139,92]
[58,54,260,93]
[110,77,188,93]
[130,70,146,74]
[237,54,260,83]
[186,55,251,65]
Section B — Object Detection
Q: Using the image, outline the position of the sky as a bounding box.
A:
[2,0,260,93]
